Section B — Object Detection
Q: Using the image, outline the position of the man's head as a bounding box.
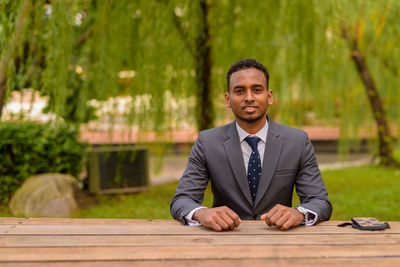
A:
[226,58,269,92]
[225,59,273,133]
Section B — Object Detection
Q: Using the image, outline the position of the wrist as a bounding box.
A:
[295,206,307,221]
[193,207,207,222]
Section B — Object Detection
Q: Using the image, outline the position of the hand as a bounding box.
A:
[193,206,241,231]
[260,204,304,231]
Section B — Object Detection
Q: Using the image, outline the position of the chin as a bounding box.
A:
[239,115,264,123]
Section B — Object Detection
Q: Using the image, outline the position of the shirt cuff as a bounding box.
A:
[302,207,318,226]
[184,206,207,226]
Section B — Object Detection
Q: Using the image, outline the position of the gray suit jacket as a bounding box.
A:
[170,118,332,224]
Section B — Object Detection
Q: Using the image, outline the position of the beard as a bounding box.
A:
[233,110,268,124]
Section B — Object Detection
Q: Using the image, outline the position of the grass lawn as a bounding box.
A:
[1,165,400,221]
[320,166,400,221]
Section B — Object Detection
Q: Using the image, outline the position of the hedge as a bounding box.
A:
[0,121,87,204]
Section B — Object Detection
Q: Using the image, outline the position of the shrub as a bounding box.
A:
[0,121,87,204]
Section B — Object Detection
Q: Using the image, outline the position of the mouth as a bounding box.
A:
[242,106,258,113]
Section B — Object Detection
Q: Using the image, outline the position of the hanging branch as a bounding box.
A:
[340,21,399,166]
[171,14,198,60]
[0,0,31,118]
[157,0,214,131]
[74,28,94,47]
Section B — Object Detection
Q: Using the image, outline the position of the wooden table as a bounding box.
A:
[1,218,399,266]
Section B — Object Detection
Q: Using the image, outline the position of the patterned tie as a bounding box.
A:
[245,136,262,204]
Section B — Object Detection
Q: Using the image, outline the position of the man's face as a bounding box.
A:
[225,67,273,125]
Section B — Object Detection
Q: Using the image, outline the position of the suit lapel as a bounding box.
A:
[254,119,283,207]
[223,123,253,206]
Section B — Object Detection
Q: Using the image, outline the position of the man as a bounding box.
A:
[170,58,332,231]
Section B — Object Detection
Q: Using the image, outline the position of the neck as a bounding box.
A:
[236,117,267,134]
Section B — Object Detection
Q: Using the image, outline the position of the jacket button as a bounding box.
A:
[253,215,257,219]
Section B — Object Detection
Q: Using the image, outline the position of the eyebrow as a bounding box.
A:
[233,84,265,89]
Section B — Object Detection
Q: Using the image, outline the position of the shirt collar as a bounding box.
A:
[236,119,268,142]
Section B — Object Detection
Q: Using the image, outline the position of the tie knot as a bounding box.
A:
[245,136,260,150]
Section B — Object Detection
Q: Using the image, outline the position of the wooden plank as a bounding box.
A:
[1,223,399,235]
[2,257,400,267]
[0,218,397,231]
[2,233,400,247]
[1,244,400,262]
[0,218,371,227]
[0,218,181,226]
[0,218,366,226]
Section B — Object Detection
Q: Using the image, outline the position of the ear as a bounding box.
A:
[267,90,273,105]
[224,92,231,108]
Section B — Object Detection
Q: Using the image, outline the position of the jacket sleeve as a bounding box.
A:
[170,132,210,224]
[295,133,333,222]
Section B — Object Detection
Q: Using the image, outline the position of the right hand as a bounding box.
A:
[193,206,241,231]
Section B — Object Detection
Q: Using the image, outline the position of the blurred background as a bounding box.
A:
[1,0,399,220]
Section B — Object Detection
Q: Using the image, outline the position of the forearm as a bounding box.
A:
[296,134,332,221]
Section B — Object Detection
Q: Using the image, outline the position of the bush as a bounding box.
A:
[0,121,87,204]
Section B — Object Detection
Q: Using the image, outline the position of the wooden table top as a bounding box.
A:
[0,218,399,266]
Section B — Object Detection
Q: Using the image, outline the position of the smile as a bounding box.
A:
[242,106,258,112]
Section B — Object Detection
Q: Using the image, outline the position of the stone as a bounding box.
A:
[9,173,80,217]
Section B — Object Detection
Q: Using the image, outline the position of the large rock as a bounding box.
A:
[9,173,79,217]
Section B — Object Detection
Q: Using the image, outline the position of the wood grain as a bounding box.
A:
[1,245,400,261]
[1,221,398,235]
[0,218,398,266]
[2,233,400,247]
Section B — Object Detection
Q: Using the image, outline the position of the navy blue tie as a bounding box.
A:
[245,136,262,204]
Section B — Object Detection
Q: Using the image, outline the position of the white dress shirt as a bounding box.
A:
[185,120,317,226]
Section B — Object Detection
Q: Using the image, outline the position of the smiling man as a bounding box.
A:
[170,58,332,231]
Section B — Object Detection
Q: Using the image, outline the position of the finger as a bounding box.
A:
[263,207,279,226]
[214,215,230,231]
[209,222,223,232]
[220,213,236,230]
[203,218,223,232]
[224,207,242,227]
[269,208,284,226]
[265,205,281,220]
[260,213,271,226]
[274,212,290,229]
[280,218,295,231]
[279,214,298,231]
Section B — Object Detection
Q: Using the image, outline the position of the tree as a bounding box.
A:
[335,1,399,166]
[1,0,399,165]
[0,0,32,116]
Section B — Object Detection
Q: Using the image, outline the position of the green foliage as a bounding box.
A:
[293,165,400,221]
[74,181,213,219]
[0,121,87,204]
[1,165,400,220]
[79,166,399,221]
[1,0,400,153]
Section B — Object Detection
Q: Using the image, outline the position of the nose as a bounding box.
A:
[244,90,254,102]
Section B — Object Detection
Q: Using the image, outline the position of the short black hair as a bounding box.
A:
[226,58,269,91]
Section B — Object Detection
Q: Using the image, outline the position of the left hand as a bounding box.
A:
[260,204,304,231]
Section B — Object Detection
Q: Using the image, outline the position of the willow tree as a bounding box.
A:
[204,0,400,166]
[336,1,399,165]
[1,0,399,165]
[0,0,39,117]
[0,1,146,124]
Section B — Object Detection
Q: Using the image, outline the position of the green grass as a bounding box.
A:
[321,166,400,221]
[1,165,400,221]
[73,181,214,219]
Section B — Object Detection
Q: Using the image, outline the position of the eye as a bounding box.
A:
[234,89,243,95]
[254,88,263,93]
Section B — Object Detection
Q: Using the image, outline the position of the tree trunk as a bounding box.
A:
[350,47,398,166]
[0,63,7,118]
[195,0,214,131]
